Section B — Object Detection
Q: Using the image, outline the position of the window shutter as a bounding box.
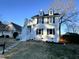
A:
[53,29,55,35]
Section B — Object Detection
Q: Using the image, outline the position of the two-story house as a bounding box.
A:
[21,9,60,42]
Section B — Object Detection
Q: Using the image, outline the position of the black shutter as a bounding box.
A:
[53,17,55,23]
[53,29,55,35]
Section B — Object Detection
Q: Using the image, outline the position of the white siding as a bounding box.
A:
[0,31,13,37]
[21,11,60,42]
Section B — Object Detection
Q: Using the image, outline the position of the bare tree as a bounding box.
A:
[49,0,79,40]
[50,0,76,13]
[59,11,79,39]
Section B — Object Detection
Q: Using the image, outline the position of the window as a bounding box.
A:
[47,29,53,35]
[50,17,53,23]
[40,12,43,16]
[47,17,55,24]
[37,17,44,24]
[47,17,49,24]
[39,11,44,16]
[37,18,39,24]
[36,29,43,35]
[47,17,52,24]
[42,17,44,24]
[49,11,52,14]
[27,26,31,32]
[47,29,55,35]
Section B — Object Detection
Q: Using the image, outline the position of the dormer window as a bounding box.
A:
[40,12,43,16]
[39,10,44,16]
[50,11,53,14]
[48,9,54,15]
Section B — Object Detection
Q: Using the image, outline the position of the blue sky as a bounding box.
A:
[0,0,79,26]
[0,0,53,26]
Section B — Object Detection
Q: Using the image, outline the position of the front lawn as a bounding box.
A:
[4,40,79,59]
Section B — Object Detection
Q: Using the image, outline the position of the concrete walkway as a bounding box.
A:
[0,55,6,59]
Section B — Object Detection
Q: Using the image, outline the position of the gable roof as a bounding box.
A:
[11,22,22,32]
[0,21,22,32]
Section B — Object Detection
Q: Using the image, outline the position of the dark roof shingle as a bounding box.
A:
[0,21,8,31]
[32,14,49,18]
[11,22,22,32]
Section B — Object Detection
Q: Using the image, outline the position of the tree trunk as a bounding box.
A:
[59,23,61,40]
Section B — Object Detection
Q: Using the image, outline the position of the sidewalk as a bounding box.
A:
[0,55,6,59]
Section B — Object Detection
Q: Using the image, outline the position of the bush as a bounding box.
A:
[61,32,79,44]
[0,35,4,38]
[6,35,9,38]
[13,32,18,39]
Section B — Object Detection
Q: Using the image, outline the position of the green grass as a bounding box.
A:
[4,40,79,59]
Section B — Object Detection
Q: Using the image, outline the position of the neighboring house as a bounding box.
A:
[7,22,22,37]
[0,21,10,36]
[21,9,61,42]
[10,22,22,34]
[0,21,22,38]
